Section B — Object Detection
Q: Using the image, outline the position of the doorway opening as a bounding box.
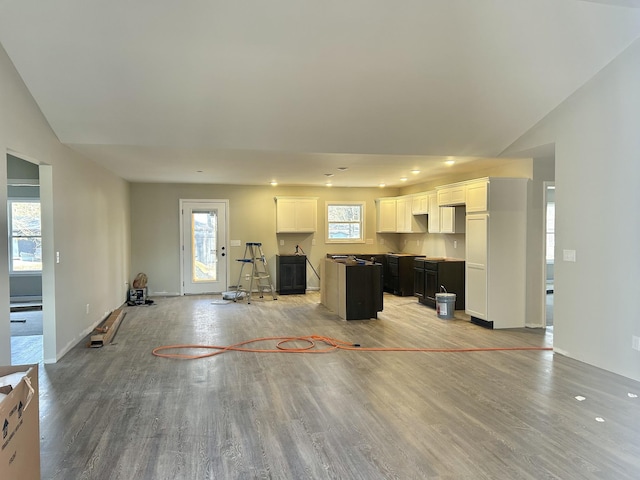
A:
[7,154,43,364]
[544,182,555,328]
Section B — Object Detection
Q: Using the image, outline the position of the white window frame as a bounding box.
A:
[325,201,366,244]
[8,198,42,274]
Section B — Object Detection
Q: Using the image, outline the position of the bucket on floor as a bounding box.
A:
[435,293,456,319]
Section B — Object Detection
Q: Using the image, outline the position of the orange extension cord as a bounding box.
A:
[152,334,552,360]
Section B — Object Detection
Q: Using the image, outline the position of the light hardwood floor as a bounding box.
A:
[35,292,640,479]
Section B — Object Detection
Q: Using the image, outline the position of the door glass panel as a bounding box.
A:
[191,210,217,282]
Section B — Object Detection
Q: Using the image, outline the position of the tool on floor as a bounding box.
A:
[233,242,277,303]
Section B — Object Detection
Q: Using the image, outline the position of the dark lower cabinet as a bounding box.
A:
[276,255,306,294]
[387,254,423,296]
[414,259,465,310]
[344,263,383,320]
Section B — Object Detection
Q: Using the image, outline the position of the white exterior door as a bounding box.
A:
[181,200,228,294]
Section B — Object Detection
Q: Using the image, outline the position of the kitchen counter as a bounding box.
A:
[320,258,383,320]
[414,258,465,310]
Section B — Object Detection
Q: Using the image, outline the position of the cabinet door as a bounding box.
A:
[427,192,440,233]
[412,194,429,214]
[294,199,317,232]
[466,181,488,213]
[376,198,397,232]
[396,197,409,232]
[440,207,454,233]
[440,206,465,234]
[276,199,297,232]
[465,214,488,319]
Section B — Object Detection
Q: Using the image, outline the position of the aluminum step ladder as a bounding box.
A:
[234,242,277,303]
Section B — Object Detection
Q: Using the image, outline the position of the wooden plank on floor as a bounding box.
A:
[89,309,125,347]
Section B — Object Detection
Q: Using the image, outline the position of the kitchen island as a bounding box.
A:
[320,257,383,320]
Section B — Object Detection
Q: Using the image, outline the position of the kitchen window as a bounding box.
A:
[8,199,42,273]
[325,201,365,244]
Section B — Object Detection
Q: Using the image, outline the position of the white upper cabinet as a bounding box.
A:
[427,192,440,233]
[466,179,489,213]
[376,198,397,232]
[376,196,425,233]
[396,195,426,233]
[275,197,317,233]
[411,193,429,214]
[437,184,466,206]
[439,206,465,234]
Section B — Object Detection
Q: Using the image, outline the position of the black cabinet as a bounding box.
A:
[276,255,306,294]
[344,262,383,320]
[414,259,465,310]
[387,254,423,296]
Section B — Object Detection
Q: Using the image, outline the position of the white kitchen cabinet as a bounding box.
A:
[465,178,528,329]
[396,195,426,233]
[439,206,465,234]
[376,196,425,233]
[395,196,410,232]
[437,184,466,206]
[411,193,429,214]
[376,198,397,232]
[465,213,488,319]
[275,197,317,233]
[427,192,440,233]
[466,179,489,213]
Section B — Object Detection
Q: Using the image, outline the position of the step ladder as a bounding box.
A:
[234,242,277,303]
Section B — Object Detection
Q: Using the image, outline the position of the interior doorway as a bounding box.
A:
[7,154,43,364]
[180,200,229,294]
[544,182,555,327]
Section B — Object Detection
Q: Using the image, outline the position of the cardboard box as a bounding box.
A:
[0,365,40,480]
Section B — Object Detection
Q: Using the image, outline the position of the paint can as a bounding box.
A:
[435,293,456,319]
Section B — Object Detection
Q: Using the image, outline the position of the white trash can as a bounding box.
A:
[435,293,456,319]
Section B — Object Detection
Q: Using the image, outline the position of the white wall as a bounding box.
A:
[504,38,640,381]
[0,43,131,364]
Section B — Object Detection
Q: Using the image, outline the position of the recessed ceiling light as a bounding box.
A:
[445,160,455,166]
[411,170,420,174]
[326,182,333,187]
[337,167,349,171]
[400,177,408,182]
[270,181,278,186]
[196,170,203,173]
[379,183,386,188]
[324,173,334,177]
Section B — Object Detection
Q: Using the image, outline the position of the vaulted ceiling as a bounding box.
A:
[1,0,640,187]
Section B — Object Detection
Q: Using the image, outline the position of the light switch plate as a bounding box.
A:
[563,249,576,262]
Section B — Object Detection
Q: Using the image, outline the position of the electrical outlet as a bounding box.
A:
[86,304,90,314]
[280,239,284,246]
[632,336,640,351]
[454,240,457,248]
